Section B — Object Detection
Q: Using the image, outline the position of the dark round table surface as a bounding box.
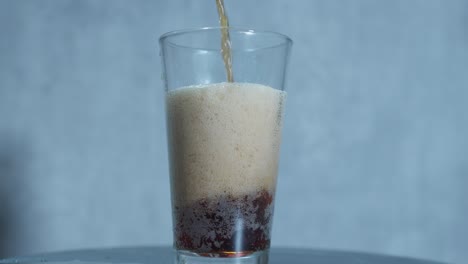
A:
[0,246,448,264]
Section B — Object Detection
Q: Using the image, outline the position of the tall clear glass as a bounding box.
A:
[159,27,292,264]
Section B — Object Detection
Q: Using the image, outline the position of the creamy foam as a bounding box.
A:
[166,82,285,204]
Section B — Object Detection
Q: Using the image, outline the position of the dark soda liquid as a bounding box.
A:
[173,189,274,257]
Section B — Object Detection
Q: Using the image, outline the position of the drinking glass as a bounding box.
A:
[159,27,292,264]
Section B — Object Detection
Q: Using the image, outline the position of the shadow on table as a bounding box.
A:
[0,135,28,259]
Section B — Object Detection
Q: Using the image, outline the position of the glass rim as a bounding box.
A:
[159,26,293,52]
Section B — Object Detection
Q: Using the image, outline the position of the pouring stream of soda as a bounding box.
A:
[215,0,234,82]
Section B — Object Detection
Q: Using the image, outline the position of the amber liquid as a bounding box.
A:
[167,82,285,258]
[174,190,274,257]
[215,0,234,82]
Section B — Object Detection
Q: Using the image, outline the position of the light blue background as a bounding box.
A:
[0,1,466,263]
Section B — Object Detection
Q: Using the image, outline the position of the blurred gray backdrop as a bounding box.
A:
[0,0,466,263]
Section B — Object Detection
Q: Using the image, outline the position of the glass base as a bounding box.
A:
[174,250,269,264]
